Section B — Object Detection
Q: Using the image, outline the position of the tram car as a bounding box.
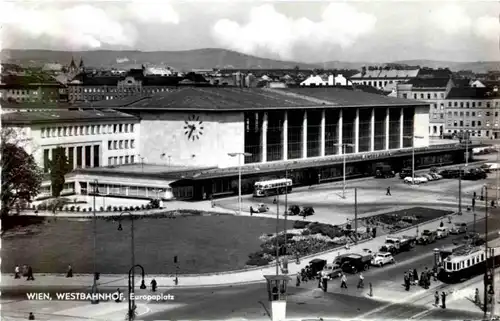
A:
[437,238,500,284]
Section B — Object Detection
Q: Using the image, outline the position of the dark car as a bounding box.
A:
[480,164,491,173]
[308,259,327,277]
[340,254,371,274]
[439,169,460,178]
[400,168,412,179]
[452,232,484,246]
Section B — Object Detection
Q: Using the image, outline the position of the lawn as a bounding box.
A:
[2,215,294,275]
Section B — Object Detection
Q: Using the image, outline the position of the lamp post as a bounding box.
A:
[334,142,355,199]
[127,264,147,321]
[117,211,136,316]
[91,179,99,304]
[482,184,489,318]
[276,190,280,276]
[403,135,424,185]
[228,152,252,215]
[283,161,297,258]
[161,153,172,167]
[138,155,145,172]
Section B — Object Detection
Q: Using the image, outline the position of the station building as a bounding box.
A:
[3,86,474,200]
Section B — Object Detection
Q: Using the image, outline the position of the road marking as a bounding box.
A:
[356,289,429,319]
[136,303,151,316]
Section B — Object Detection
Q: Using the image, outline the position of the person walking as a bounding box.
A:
[28,312,35,320]
[386,187,391,196]
[26,266,34,281]
[14,265,20,279]
[296,274,301,287]
[441,291,447,309]
[434,291,440,306]
[357,273,364,289]
[340,274,348,289]
[150,279,157,292]
[413,268,419,285]
[66,264,73,278]
[404,272,410,291]
[115,288,122,303]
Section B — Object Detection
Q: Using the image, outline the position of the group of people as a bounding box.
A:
[14,264,35,281]
[403,267,437,291]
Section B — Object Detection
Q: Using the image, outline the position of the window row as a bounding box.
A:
[447,111,499,117]
[446,120,498,128]
[412,92,445,100]
[69,87,171,94]
[445,253,484,271]
[446,100,498,108]
[108,139,135,150]
[108,155,136,165]
[41,123,135,138]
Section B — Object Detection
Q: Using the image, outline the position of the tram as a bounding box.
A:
[437,238,500,284]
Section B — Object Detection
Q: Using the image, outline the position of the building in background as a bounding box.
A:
[350,68,420,92]
[396,78,455,137]
[300,74,352,87]
[0,74,67,103]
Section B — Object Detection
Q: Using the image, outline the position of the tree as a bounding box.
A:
[49,146,71,198]
[1,134,43,218]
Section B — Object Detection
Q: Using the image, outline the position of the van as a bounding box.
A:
[375,165,395,178]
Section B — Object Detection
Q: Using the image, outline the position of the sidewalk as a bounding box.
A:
[1,209,482,289]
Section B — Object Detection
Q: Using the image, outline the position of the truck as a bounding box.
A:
[375,164,395,178]
[380,235,416,254]
[340,253,372,274]
[417,230,437,245]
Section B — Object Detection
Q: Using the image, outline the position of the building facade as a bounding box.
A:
[0,75,66,103]
[350,69,420,91]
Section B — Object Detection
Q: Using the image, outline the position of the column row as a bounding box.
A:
[43,145,101,172]
[245,107,415,164]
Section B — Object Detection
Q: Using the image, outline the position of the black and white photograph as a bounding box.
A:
[1,0,500,320]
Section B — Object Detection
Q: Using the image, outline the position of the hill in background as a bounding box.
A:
[1,48,318,71]
[2,48,499,73]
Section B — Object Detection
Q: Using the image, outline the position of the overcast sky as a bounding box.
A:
[1,0,499,62]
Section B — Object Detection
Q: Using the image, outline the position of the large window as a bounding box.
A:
[244,112,263,163]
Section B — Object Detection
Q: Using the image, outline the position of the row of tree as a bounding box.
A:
[1,129,70,225]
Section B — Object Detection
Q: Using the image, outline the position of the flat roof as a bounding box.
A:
[1,109,139,125]
[78,87,427,111]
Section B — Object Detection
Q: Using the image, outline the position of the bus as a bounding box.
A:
[253,178,293,197]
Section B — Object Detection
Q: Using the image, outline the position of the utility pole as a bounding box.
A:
[354,187,358,244]
[484,185,489,317]
[458,169,462,215]
[276,190,280,276]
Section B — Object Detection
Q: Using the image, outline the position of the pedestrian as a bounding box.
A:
[14,265,20,279]
[301,268,307,282]
[296,274,301,287]
[115,288,122,303]
[413,268,419,285]
[474,191,477,199]
[322,273,328,292]
[386,186,391,196]
[271,285,279,300]
[434,291,440,306]
[26,266,34,281]
[491,200,496,208]
[440,221,444,228]
[441,292,447,309]
[372,227,377,238]
[472,198,476,209]
[28,312,35,320]
[404,272,410,291]
[357,273,364,289]
[66,264,73,278]
[273,198,277,204]
[295,251,300,265]
[432,266,438,281]
[475,288,480,305]
[249,206,253,216]
[408,269,414,285]
[340,274,348,289]
[150,279,157,292]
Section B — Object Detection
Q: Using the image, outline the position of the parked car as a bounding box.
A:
[375,165,395,178]
[288,205,301,216]
[400,168,412,179]
[436,227,449,239]
[422,174,435,181]
[404,176,428,184]
[449,222,468,234]
[322,263,343,279]
[256,203,269,213]
[371,252,395,267]
[429,173,443,180]
[452,232,483,246]
[300,207,315,217]
[439,169,460,178]
[340,254,372,274]
[480,164,492,173]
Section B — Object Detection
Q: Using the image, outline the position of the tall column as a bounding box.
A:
[385,108,390,150]
[73,147,77,169]
[283,111,288,161]
[90,145,95,167]
[338,109,343,154]
[302,111,308,158]
[82,146,86,168]
[370,108,375,152]
[400,107,404,149]
[261,112,268,163]
[320,109,326,157]
[354,108,360,153]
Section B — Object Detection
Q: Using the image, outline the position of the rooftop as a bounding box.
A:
[406,77,451,88]
[81,87,426,111]
[446,87,500,99]
[1,109,138,125]
[351,69,420,79]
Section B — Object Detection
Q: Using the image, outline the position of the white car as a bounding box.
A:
[436,227,449,239]
[371,252,395,266]
[404,176,428,184]
[422,174,434,181]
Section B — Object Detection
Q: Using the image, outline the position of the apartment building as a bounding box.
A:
[350,68,420,91]
[444,87,500,139]
[0,74,66,103]
[396,78,454,137]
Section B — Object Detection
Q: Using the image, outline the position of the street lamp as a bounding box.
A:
[482,184,490,318]
[228,152,252,215]
[91,179,99,304]
[138,155,145,173]
[283,161,298,257]
[117,211,136,316]
[334,142,355,199]
[403,135,424,185]
[127,264,147,321]
[160,153,172,167]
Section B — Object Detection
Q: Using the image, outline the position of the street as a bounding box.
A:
[2,213,498,320]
